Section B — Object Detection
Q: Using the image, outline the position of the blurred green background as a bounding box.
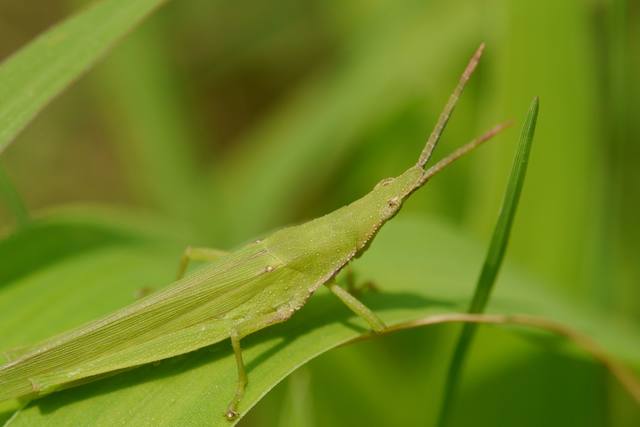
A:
[0,0,638,426]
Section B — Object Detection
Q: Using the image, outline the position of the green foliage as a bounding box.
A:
[1,213,638,426]
[0,0,638,426]
[0,0,168,154]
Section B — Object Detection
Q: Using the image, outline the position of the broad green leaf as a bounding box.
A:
[0,216,134,288]
[0,206,190,288]
[0,0,168,153]
[0,212,637,426]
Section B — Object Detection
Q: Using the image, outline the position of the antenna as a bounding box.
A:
[417,43,485,169]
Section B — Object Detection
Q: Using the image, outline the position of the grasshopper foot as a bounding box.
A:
[134,287,155,300]
[225,332,247,421]
[351,280,380,296]
[225,407,239,421]
[343,266,381,296]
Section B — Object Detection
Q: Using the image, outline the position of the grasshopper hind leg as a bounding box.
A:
[133,246,229,300]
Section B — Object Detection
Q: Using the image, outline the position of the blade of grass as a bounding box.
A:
[0,165,29,229]
[436,97,539,427]
[0,0,168,153]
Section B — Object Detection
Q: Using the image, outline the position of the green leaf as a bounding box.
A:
[0,0,168,153]
[0,206,188,288]
[0,216,135,288]
[468,98,539,314]
[437,97,539,426]
[0,211,637,426]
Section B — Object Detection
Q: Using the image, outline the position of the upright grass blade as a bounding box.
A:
[0,0,168,153]
[0,165,29,229]
[436,97,539,427]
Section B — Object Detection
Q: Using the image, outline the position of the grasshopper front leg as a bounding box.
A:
[326,281,386,333]
[176,246,229,280]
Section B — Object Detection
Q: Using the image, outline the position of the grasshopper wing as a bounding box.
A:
[0,243,304,401]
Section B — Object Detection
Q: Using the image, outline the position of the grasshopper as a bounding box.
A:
[0,43,507,420]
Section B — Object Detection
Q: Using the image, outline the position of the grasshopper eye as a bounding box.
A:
[381,196,401,219]
[374,177,395,190]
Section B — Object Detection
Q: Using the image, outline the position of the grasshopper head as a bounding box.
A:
[368,42,508,222]
[368,166,425,222]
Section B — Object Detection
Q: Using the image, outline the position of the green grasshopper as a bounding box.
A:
[0,43,507,420]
